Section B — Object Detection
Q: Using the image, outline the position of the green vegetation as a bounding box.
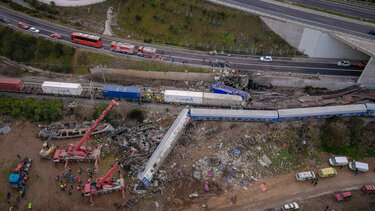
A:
[0,25,75,73]
[127,108,146,123]
[0,96,63,122]
[117,0,300,56]
[75,50,211,74]
[94,104,121,123]
[320,117,375,159]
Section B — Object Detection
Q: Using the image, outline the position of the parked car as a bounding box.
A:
[0,17,10,23]
[264,209,276,211]
[329,156,348,166]
[369,30,375,36]
[18,22,29,29]
[50,33,62,39]
[318,167,337,177]
[29,27,40,33]
[348,161,369,172]
[260,56,273,62]
[362,185,375,193]
[335,191,352,201]
[358,61,368,67]
[295,171,315,181]
[282,202,299,210]
[337,60,351,67]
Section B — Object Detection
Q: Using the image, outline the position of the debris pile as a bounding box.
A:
[105,120,166,177]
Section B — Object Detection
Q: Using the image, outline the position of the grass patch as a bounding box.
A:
[75,49,212,74]
[116,0,301,56]
[0,25,75,73]
[292,2,375,24]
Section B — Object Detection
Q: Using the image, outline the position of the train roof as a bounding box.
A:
[190,108,279,119]
[0,78,23,84]
[71,32,101,40]
[164,90,203,97]
[278,104,367,118]
[103,85,140,93]
[42,81,82,89]
[365,103,375,111]
[203,92,243,101]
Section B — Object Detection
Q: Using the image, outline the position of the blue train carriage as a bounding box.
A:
[190,108,279,121]
[365,103,375,117]
[102,85,140,100]
[278,104,367,120]
[210,82,251,101]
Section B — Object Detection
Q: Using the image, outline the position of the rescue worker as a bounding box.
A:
[56,174,60,182]
[76,176,81,183]
[28,202,32,210]
[60,184,64,191]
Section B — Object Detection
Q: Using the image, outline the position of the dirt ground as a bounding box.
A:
[1,116,375,211]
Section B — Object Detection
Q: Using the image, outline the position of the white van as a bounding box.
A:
[329,156,349,166]
[348,161,369,172]
[295,171,315,181]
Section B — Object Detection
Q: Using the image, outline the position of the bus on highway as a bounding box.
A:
[71,32,102,48]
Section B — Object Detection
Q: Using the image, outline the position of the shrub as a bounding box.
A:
[127,108,146,123]
[0,96,62,122]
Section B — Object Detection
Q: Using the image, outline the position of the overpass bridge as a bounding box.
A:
[209,0,375,89]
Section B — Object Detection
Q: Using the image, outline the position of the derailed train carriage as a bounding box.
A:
[189,103,375,121]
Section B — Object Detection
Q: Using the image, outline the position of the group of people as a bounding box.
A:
[56,166,93,200]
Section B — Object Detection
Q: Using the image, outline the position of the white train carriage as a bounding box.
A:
[365,103,375,117]
[278,104,367,120]
[202,92,243,107]
[41,81,83,96]
[164,90,203,104]
[190,108,279,121]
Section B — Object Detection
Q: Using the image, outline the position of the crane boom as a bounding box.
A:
[96,162,120,185]
[73,100,118,151]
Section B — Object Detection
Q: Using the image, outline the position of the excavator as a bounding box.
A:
[53,100,118,167]
[39,128,56,159]
[83,158,125,204]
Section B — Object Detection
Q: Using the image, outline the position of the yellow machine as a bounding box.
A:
[39,129,57,159]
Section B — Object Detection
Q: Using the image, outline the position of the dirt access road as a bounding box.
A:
[188,158,375,211]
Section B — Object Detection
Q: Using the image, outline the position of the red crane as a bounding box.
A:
[53,100,118,164]
[83,158,125,203]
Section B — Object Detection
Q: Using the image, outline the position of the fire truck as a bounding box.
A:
[137,46,157,58]
[110,41,137,55]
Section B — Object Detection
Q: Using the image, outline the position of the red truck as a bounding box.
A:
[110,41,137,55]
[137,46,157,58]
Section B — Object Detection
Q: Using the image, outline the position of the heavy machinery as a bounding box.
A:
[137,46,157,58]
[110,41,137,54]
[9,157,32,188]
[83,158,125,203]
[53,100,118,165]
[39,128,56,159]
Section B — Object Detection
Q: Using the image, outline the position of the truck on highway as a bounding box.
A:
[110,41,137,55]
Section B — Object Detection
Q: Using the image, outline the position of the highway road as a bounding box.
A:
[226,0,375,37]
[0,6,364,77]
[287,0,375,21]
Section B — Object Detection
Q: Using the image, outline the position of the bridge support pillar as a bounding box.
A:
[358,57,375,89]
